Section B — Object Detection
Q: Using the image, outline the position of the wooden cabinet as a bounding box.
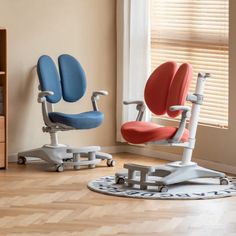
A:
[0,28,7,169]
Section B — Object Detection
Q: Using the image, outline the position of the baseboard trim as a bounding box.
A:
[8,153,17,163]
[8,145,236,175]
[100,145,125,154]
[123,145,236,175]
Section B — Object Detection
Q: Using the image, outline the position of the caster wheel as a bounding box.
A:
[158,185,168,193]
[74,165,80,170]
[107,159,115,167]
[116,177,125,185]
[89,164,96,169]
[220,177,229,185]
[57,164,64,172]
[17,156,26,165]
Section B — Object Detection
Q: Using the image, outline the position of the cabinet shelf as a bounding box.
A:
[0,71,5,75]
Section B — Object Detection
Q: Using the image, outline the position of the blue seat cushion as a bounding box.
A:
[48,111,104,129]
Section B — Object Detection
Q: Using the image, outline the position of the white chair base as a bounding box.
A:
[17,145,114,172]
[115,162,228,192]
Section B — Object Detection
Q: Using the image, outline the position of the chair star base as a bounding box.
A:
[115,162,228,192]
[17,145,114,172]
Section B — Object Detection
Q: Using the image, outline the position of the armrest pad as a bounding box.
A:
[38,91,54,103]
[92,90,108,96]
[169,105,191,112]
[38,91,54,98]
[123,100,144,105]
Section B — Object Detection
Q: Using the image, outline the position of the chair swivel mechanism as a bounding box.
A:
[115,61,228,192]
[17,54,115,171]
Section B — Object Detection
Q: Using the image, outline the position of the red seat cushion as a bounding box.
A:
[121,121,189,144]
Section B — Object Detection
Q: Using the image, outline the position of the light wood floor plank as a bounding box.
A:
[0,153,236,235]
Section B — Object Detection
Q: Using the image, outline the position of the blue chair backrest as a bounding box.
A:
[37,55,62,103]
[37,54,87,104]
[58,54,86,102]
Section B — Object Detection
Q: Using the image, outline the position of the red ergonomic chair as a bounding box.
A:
[116,61,228,192]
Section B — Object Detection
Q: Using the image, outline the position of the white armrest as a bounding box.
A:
[91,90,108,111]
[169,105,191,112]
[169,105,191,143]
[123,100,146,121]
[38,91,54,103]
[92,90,109,97]
[123,100,144,106]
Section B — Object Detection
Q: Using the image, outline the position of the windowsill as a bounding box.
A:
[151,116,228,130]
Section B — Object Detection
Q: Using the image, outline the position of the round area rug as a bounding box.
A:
[88,175,236,200]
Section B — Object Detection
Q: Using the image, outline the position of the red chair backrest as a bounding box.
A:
[144,62,192,118]
[144,61,178,116]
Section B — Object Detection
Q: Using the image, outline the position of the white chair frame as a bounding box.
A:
[115,73,228,192]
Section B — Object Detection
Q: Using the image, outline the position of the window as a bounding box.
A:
[150,0,229,127]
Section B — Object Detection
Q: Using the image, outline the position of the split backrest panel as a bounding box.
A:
[58,54,87,102]
[144,61,192,118]
[37,55,62,103]
[167,63,192,118]
[144,61,178,116]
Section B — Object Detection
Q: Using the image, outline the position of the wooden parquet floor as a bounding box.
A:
[0,153,236,236]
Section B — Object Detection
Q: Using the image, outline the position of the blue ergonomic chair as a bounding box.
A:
[17,54,115,171]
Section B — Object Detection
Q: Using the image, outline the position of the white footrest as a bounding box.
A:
[124,163,155,173]
[67,146,100,154]
[63,159,101,167]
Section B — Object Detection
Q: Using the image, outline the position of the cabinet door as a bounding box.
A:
[0,142,5,167]
[0,116,5,142]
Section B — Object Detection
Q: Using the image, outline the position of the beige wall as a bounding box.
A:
[0,0,235,168]
[147,1,236,167]
[0,0,117,154]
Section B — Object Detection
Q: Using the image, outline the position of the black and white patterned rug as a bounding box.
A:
[88,175,236,200]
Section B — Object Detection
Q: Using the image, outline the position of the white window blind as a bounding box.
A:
[150,0,229,127]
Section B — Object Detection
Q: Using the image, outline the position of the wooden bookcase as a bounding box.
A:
[0,28,7,169]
